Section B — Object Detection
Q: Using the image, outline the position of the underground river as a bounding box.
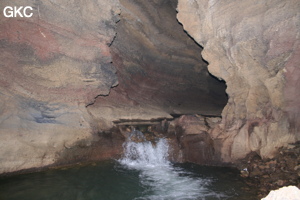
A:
[0,130,258,200]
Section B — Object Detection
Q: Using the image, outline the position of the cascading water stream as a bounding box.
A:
[0,129,257,200]
[118,130,227,200]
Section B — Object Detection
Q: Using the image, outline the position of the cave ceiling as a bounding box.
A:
[92,0,228,118]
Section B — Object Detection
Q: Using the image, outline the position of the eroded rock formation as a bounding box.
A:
[87,0,227,129]
[177,0,300,162]
[0,0,121,173]
[0,0,227,174]
[167,115,220,165]
[1,0,299,175]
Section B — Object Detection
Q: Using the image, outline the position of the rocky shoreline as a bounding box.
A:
[124,118,300,199]
[236,142,300,199]
[0,116,298,200]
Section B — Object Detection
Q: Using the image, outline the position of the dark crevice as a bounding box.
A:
[93,0,228,118]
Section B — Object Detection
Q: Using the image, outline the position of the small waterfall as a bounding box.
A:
[119,130,169,168]
[118,130,226,200]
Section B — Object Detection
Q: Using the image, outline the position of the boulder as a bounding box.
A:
[261,186,300,200]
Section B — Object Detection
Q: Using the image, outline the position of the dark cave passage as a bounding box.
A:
[91,0,228,119]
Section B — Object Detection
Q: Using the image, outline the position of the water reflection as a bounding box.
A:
[0,133,257,200]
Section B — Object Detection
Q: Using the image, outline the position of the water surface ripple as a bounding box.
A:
[0,137,258,200]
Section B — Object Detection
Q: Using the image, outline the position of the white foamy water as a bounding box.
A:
[118,131,226,200]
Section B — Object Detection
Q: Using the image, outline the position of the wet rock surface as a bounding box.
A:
[117,115,222,165]
[0,1,298,188]
[119,116,300,199]
[236,142,300,198]
[0,0,225,174]
[166,115,217,164]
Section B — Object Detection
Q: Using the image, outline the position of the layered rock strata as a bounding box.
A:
[2,0,297,175]
[88,0,228,127]
[0,0,228,174]
[177,0,300,161]
[0,0,120,173]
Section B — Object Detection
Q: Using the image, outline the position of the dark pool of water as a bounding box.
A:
[0,160,257,200]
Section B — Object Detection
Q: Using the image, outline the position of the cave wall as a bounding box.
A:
[0,0,228,174]
[1,0,298,174]
[177,0,300,162]
[0,0,121,173]
[87,0,228,129]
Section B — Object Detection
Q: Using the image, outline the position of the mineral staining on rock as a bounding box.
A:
[0,0,120,173]
[0,0,227,174]
[90,0,228,123]
[177,0,300,161]
[0,0,299,185]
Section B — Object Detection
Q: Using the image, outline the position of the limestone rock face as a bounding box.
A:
[88,0,228,126]
[0,0,120,173]
[177,0,300,161]
[4,0,298,174]
[167,115,218,165]
[0,0,228,174]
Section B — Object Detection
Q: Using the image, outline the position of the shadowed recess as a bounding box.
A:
[91,0,228,118]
